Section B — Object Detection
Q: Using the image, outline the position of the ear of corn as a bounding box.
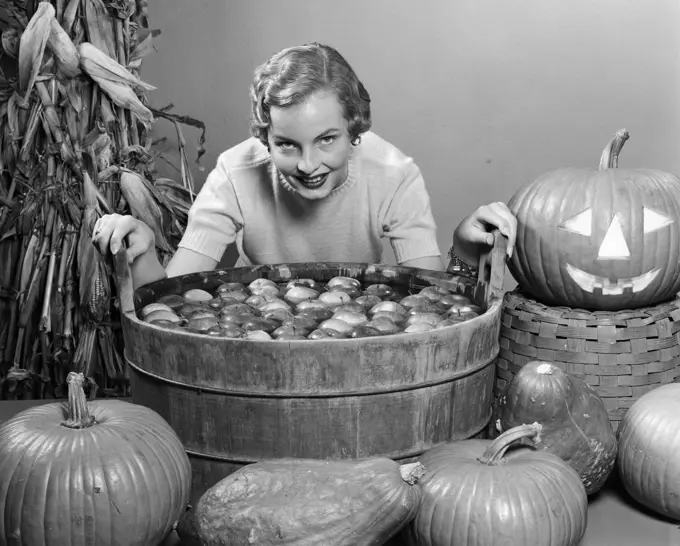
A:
[0,0,203,399]
[77,40,155,124]
[77,206,110,324]
[119,170,172,252]
[47,15,80,78]
[90,73,153,125]
[78,42,155,91]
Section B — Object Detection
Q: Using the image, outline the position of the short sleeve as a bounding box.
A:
[382,161,441,263]
[177,153,244,261]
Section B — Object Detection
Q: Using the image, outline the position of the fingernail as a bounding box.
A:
[111,243,119,255]
[487,234,494,245]
[508,247,514,259]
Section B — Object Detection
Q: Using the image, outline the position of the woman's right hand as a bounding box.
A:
[92,213,156,265]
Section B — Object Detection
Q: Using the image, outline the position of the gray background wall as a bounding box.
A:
[143,0,680,284]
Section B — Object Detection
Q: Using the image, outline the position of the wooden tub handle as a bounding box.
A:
[111,241,136,317]
[475,229,508,307]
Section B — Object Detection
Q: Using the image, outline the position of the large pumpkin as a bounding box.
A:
[0,372,192,546]
[496,360,617,495]
[617,383,680,520]
[508,129,680,311]
[399,423,588,546]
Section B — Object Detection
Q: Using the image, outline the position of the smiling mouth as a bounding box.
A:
[294,173,329,189]
[565,264,660,295]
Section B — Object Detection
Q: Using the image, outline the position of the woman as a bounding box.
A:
[93,43,516,288]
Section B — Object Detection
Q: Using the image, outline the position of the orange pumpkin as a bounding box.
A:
[400,423,588,546]
[617,383,680,520]
[0,372,192,545]
[508,129,680,311]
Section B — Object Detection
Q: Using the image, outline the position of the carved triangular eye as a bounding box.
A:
[558,208,591,236]
[644,208,673,233]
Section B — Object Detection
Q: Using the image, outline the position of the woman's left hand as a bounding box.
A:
[453,201,517,264]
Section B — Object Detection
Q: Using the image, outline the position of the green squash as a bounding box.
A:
[496,360,617,494]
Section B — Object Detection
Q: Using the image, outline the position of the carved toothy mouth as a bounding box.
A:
[565,264,660,295]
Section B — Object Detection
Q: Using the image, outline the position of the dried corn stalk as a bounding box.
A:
[0,0,206,399]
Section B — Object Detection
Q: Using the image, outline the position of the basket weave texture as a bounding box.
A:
[495,290,680,431]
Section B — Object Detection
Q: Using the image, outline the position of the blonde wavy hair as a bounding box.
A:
[249,43,372,146]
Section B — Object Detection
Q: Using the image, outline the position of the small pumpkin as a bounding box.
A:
[617,383,680,520]
[400,423,588,546]
[195,457,425,546]
[0,372,192,546]
[496,360,617,495]
[508,129,680,311]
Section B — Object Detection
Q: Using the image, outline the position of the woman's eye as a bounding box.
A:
[277,142,295,150]
[320,136,336,145]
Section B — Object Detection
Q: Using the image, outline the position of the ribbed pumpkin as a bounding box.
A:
[0,372,192,546]
[196,457,425,546]
[617,383,680,520]
[400,423,588,546]
[508,129,680,311]
[496,360,617,495]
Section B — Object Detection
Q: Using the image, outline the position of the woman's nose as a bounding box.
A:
[297,148,320,174]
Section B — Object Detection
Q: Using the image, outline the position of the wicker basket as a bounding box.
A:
[495,290,680,431]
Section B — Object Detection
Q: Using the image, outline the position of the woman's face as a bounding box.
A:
[267,90,352,200]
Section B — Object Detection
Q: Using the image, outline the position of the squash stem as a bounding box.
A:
[61,372,96,429]
[598,129,629,170]
[399,462,426,485]
[478,422,542,466]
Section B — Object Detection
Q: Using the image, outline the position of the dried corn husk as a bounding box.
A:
[18,2,53,101]
[0,0,202,399]
[1,28,20,58]
[78,221,110,323]
[62,0,80,34]
[128,25,159,65]
[78,41,154,124]
[47,16,80,78]
[77,42,155,91]
[95,77,153,124]
[119,170,171,252]
[83,0,117,58]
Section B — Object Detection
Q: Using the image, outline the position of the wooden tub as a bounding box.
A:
[113,232,507,504]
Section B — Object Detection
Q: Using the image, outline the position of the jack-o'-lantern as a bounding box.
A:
[508,129,680,311]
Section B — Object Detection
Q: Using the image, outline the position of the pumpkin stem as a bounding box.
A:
[478,422,542,465]
[598,129,630,170]
[61,372,96,429]
[399,462,426,485]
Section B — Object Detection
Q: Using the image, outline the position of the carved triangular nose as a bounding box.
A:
[598,214,630,260]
